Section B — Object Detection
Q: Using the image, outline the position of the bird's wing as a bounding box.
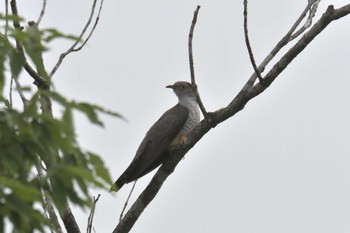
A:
[123,104,189,183]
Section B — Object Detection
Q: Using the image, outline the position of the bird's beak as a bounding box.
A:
[166,85,173,89]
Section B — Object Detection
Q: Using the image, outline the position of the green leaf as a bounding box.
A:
[63,165,104,187]
[0,13,24,22]
[5,194,46,232]
[88,152,113,184]
[50,91,125,123]
[9,48,25,78]
[50,178,68,215]
[43,28,80,43]
[0,177,41,202]
[72,101,104,126]
[10,22,48,79]
[62,106,75,142]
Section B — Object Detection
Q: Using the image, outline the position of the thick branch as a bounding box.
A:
[113,4,350,233]
[61,205,81,233]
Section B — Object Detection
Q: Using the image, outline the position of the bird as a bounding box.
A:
[111,81,200,192]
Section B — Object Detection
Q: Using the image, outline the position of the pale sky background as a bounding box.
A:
[15,0,350,232]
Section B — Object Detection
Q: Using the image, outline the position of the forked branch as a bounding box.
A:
[49,0,104,78]
[239,0,321,93]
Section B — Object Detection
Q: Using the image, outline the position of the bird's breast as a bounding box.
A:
[169,101,200,149]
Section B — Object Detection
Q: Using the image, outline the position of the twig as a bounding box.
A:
[119,181,137,222]
[49,0,103,78]
[243,0,264,84]
[9,76,13,107]
[35,161,64,233]
[87,194,101,233]
[239,0,319,93]
[289,0,321,41]
[73,0,104,52]
[13,76,28,104]
[37,0,47,26]
[5,0,9,36]
[188,5,208,117]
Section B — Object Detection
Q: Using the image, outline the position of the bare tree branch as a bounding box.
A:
[60,204,81,233]
[243,0,264,84]
[289,0,321,41]
[73,0,104,52]
[119,181,137,222]
[239,0,320,93]
[13,76,28,104]
[113,4,350,233]
[49,0,104,78]
[35,161,64,233]
[87,194,101,233]
[37,0,47,26]
[188,5,208,118]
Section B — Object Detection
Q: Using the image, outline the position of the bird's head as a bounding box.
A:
[166,81,196,100]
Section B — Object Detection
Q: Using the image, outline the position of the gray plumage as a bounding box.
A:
[111,81,200,191]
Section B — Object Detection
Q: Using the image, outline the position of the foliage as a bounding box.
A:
[0,12,118,233]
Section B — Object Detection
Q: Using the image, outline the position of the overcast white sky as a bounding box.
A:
[17,0,350,232]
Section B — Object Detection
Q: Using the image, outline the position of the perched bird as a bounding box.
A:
[111,81,200,192]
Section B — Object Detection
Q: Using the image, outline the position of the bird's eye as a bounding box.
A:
[181,85,185,89]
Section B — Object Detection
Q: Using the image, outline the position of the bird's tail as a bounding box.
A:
[110,176,126,192]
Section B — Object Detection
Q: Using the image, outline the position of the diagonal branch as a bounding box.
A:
[289,0,321,41]
[61,205,81,233]
[113,4,350,233]
[119,181,137,222]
